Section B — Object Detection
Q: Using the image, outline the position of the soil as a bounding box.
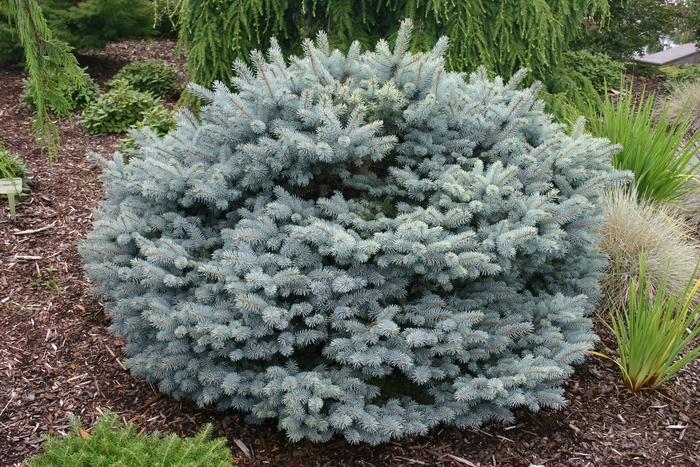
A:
[1,42,698,467]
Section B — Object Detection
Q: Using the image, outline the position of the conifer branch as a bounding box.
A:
[4,0,88,159]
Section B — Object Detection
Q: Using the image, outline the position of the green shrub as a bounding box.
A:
[118,105,177,154]
[625,62,665,79]
[81,79,165,134]
[40,0,156,50]
[588,85,700,204]
[80,23,629,444]
[594,253,700,392]
[21,66,100,113]
[577,0,678,60]
[0,139,28,179]
[24,411,234,467]
[564,50,625,93]
[136,105,177,135]
[663,64,700,83]
[107,59,180,98]
[541,68,601,125]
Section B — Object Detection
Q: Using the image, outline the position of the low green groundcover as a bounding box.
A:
[25,411,234,467]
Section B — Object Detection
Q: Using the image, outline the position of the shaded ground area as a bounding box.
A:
[0,42,698,466]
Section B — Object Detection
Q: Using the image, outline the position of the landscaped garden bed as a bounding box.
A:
[0,39,699,467]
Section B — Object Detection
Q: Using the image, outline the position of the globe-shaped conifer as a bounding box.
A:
[80,21,629,444]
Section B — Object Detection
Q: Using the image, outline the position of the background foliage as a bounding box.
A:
[562,50,625,93]
[38,0,156,49]
[3,0,648,130]
[106,59,181,98]
[578,0,676,60]
[0,3,23,63]
[81,79,166,134]
[578,0,700,60]
[2,0,89,159]
[21,66,99,113]
[162,0,609,121]
[676,0,700,44]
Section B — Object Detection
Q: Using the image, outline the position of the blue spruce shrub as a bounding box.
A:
[80,21,630,444]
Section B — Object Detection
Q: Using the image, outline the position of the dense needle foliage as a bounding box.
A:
[162,0,608,120]
[80,23,629,444]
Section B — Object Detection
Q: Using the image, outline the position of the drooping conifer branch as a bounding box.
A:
[3,0,88,159]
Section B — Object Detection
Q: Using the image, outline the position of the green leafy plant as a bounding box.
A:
[118,105,177,154]
[595,253,700,392]
[0,139,30,194]
[0,139,28,179]
[81,79,166,134]
[107,59,180,98]
[662,64,700,83]
[564,50,625,93]
[9,302,28,316]
[24,411,235,467]
[32,265,63,299]
[588,86,700,204]
[135,104,176,134]
[21,66,100,114]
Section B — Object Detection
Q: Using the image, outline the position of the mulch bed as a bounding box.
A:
[1,41,699,467]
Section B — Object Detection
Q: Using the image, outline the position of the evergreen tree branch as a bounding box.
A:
[4,0,87,159]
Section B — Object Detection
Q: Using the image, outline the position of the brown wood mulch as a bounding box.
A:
[1,41,699,467]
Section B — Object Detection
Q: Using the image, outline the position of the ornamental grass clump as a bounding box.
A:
[588,85,700,204]
[599,186,700,306]
[595,253,700,392]
[665,79,700,137]
[80,21,629,444]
